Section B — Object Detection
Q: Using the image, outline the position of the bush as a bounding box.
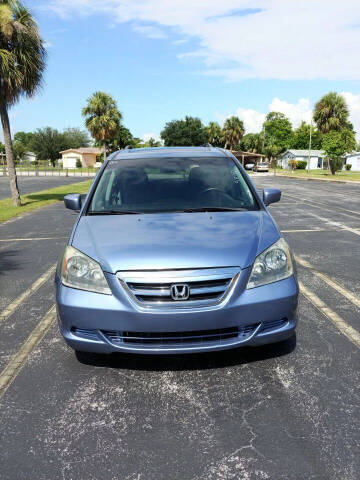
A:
[76,159,82,168]
[329,157,343,174]
[297,160,307,169]
[288,159,298,170]
[345,163,352,171]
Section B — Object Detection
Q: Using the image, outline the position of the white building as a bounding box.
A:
[24,152,37,163]
[279,149,326,170]
[60,147,102,168]
[344,152,360,171]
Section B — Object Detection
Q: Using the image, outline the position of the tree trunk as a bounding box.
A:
[0,100,21,206]
[103,141,107,162]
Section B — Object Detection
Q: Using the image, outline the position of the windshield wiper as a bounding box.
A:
[180,207,246,213]
[88,210,143,215]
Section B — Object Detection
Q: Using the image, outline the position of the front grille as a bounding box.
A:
[117,267,240,309]
[102,324,259,347]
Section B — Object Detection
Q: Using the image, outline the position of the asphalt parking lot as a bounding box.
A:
[0,176,92,200]
[0,175,359,479]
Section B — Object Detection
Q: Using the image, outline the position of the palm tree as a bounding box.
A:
[206,121,223,146]
[313,92,349,134]
[0,0,46,206]
[82,92,122,161]
[147,137,161,147]
[222,116,245,150]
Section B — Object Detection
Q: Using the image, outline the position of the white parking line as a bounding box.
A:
[0,237,67,242]
[0,264,56,325]
[0,306,57,399]
[299,281,360,349]
[284,193,360,219]
[295,255,360,309]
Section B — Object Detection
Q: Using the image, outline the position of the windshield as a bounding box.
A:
[88,156,258,214]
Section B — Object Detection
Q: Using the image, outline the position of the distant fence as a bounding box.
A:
[0,166,97,177]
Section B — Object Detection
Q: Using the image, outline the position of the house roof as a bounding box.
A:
[345,151,360,157]
[282,149,325,157]
[60,147,103,155]
[231,150,265,158]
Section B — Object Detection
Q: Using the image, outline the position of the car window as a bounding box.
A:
[89,156,258,213]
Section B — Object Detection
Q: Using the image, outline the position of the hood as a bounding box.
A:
[71,211,280,273]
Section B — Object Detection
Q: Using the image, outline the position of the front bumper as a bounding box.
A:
[55,267,299,354]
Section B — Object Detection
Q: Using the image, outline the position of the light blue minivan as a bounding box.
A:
[55,146,298,355]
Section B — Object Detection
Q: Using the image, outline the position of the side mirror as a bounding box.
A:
[64,193,82,212]
[263,188,281,206]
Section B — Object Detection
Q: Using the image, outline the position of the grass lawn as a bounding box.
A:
[0,179,92,223]
[276,169,360,181]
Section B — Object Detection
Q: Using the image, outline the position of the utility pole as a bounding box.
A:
[307,118,312,174]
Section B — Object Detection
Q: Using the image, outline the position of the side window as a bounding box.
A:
[91,170,118,210]
[230,164,255,207]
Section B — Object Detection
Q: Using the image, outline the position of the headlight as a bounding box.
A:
[61,246,111,295]
[247,237,293,289]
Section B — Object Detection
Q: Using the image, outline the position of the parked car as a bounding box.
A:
[254,162,269,172]
[244,163,255,170]
[56,146,298,356]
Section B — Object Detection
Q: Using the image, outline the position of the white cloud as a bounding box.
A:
[142,132,162,143]
[227,93,360,139]
[230,97,311,134]
[235,107,266,133]
[341,92,360,139]
[46,0,360,81]
[132,24,166,39]
[268,98,312,126]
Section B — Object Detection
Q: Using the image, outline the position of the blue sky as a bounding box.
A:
[8,1,360,141]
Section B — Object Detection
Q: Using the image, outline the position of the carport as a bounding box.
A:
[230,150,265,167]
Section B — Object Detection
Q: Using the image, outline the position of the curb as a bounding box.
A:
[276,175,360,185]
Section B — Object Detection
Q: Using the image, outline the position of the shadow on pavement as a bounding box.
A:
[75,334,296,371]
[0,249,19,275]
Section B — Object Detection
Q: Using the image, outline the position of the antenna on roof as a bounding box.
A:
[203,143,213,148]
[124,145,131,150]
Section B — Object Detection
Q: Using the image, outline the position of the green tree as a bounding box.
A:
[143,137,162,148]
[0,141,4,164]
[240,132,265,154]
[263,112,293,153]
[12,131,34,163]
[107,124,134,150]
[62,128,89,149]
[340,127,356,153]
[314,92,349,134]
[222,116,245,150]
[161,116,207,146]
[321,129,355,174]
[205,121,224,147]
[12,140,27,163]
[291,121,323,150]
[13,131,34,148]
[29,127,65,166]
[264,137,279,168]
[82,91,122,160]
[0,0,46,205]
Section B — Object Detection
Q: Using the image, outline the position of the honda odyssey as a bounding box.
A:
[55,146,298,355]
